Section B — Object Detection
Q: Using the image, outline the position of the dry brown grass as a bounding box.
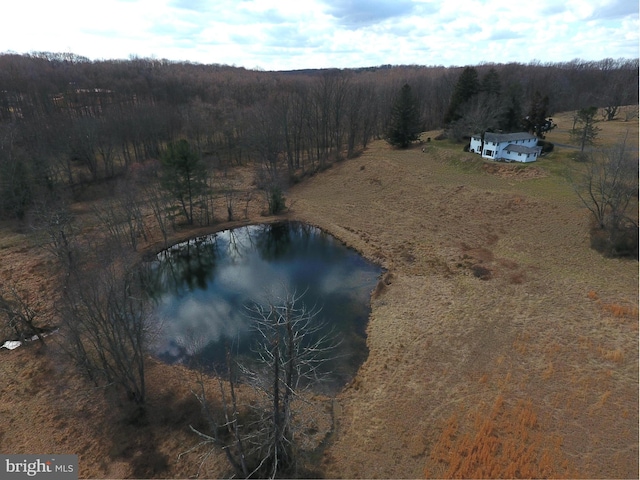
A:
[0,108,638,479]
[545,105,639,150]
[289,116,637,478]
[587,289,639,332]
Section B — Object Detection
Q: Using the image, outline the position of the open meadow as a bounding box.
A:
[0,108,637,478]
[287,109,639,478]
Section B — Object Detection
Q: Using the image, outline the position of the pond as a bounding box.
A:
[146,221,382,392]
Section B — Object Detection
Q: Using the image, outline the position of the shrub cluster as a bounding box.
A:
[537,140,554,154]
[590,222,638,259]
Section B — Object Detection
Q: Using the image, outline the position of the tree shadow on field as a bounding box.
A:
[590,223,639,259]
[106,412,169,478]
[130,446,169,478]
[105,390,206,478]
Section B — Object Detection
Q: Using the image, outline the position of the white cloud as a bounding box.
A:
[156,294,248,357]
[2,0,637,69]
[320,0,418,28]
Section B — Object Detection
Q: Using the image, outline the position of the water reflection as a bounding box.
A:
[146,222,382,390]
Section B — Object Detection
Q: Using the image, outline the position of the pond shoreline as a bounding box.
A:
[146,219,382,393]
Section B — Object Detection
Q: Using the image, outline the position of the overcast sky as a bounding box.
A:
[3,0,638,71]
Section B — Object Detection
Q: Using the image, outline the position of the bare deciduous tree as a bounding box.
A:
[0,284,47,346]
[61,263,152,406]
[29,200,79,276]
[602,104,619,122]
[186,288,338,478]
[92,180,147,252]
[572,138,636,228]
[570,137,638,257]
[130,160,175,248]
[447,92,503,142]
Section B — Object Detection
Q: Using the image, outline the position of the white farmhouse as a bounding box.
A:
[469,132,542,163]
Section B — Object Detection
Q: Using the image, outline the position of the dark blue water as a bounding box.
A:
[147,222,382,390]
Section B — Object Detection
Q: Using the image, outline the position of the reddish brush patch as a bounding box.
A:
[601,303,639,318]
[481,163,547,180]
[426,396,577,478]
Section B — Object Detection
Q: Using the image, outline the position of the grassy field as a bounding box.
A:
[287,110,638,478]
[0,109,637,478]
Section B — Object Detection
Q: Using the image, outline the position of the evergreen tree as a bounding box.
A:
[160,139,207,225]
[481,68,501,96]
[444,66,480,124]
[522,91,550,137]
[570,106,600,152]
[500,83,523,132]
[386,83,422,148]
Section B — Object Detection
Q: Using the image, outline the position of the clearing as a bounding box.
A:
[0,109,637,478]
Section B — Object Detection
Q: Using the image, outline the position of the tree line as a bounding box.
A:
[0,53,638,220]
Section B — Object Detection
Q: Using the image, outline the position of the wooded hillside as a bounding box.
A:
[0,53,637,221]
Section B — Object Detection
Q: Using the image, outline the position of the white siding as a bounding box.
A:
[470,136,482,153]
[470,132,540,162]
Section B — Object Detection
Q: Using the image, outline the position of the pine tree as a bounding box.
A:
[481,68,501,96]
[570,106,600,152]
[500,83,523,132]
[160,139,207,225]
[444,67,480,124]
[522,91,550,137]
[386,83,422,148]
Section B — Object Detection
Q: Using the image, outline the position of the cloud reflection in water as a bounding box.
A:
[148,222,381,388]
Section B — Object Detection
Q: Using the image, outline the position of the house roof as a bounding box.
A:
[504,144,541,154]
[484,132,537,143]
